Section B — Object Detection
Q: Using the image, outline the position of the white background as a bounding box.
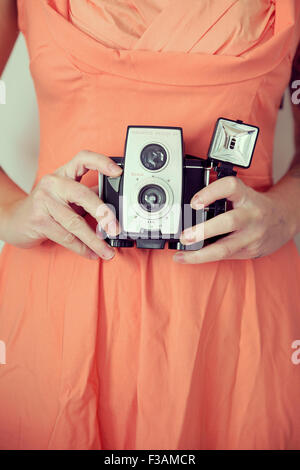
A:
[0,35,300,252]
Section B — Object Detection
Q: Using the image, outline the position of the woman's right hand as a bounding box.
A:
[0,150,123,261]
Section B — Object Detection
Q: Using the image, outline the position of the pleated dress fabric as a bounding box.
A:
[0,0,300,450]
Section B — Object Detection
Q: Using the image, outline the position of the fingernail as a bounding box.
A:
[108,163,122,176]
[191,194,204,210]
[101,247,115,260]
[173,253,187,264]
[181,234,197,244]
[107,220,120,237]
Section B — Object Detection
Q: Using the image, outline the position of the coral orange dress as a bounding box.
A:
[0,0,300,450]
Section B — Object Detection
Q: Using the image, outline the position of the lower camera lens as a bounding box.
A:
[140,144,167,171]
[138,185,167,213]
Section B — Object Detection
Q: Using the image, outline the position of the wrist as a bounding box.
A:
[266,187,300,239]
[0,197,26,243]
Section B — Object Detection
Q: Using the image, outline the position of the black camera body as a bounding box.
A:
[98,118,259,250]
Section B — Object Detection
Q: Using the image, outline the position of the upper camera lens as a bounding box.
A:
[140,144,167,171]
[138,184,167,213]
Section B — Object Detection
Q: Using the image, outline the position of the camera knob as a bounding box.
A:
[107,239,134,248]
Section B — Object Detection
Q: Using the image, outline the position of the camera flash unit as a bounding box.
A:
[208,118,259,169]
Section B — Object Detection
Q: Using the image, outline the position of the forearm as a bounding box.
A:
[0,167,27,204]
[269,52,300,239]
[0,168,27,225]
[267,156,300,238]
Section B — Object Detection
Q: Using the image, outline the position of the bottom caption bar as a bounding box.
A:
[102,451,197,466]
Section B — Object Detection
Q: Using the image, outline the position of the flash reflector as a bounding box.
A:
[208,118,259,168]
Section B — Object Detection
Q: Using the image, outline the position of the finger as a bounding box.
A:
[68,184,100,218]
[226,248,258,260]
[54,150,122,180]
[191,177,247,209]
[48,176,121,237]
[180,208,248,245]
[67,185,99,217]
[90,185,99,194]
[45,218,100,260]
[173,232,249,264]
[45,198,116,260]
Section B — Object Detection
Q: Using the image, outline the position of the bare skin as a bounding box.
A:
[0,1,299,263]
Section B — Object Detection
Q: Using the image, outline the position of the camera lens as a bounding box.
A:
[140,144,167,171]
[138,184,167,213]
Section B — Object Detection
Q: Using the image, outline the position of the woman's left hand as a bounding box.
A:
[173,176,297,264]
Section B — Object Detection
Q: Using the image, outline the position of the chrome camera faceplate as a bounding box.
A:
[122,126,183,235]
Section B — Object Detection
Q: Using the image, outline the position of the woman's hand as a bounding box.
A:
[174,176,298,264]
[0,150,122,261]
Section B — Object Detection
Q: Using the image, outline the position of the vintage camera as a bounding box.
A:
[98,118,259,250]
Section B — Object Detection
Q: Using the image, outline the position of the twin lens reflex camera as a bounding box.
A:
[98,118,259,251]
